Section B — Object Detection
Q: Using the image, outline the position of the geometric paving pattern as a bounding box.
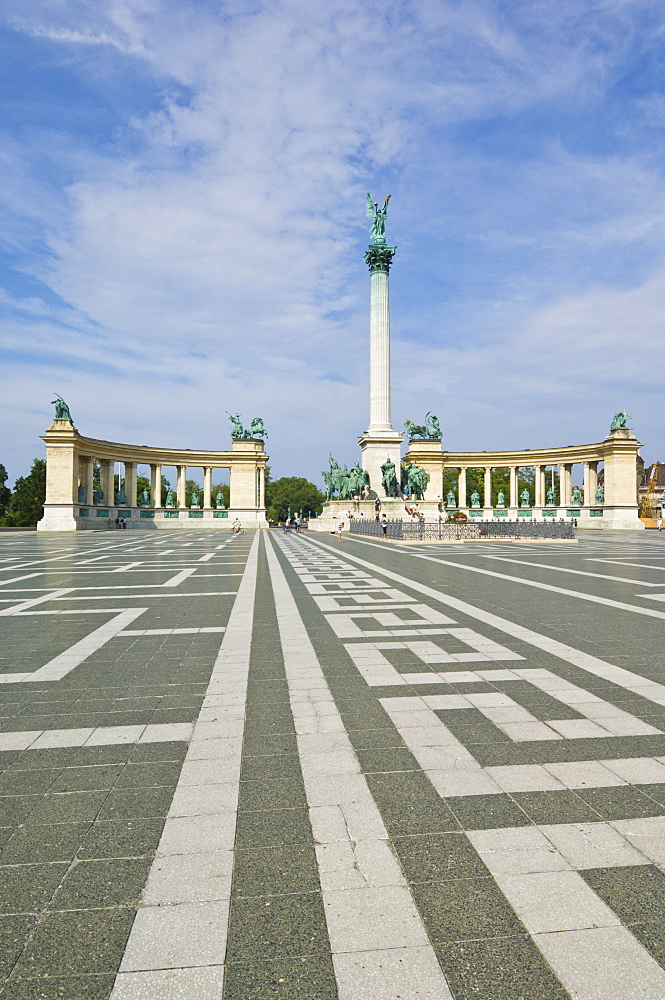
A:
[1,527,665,997]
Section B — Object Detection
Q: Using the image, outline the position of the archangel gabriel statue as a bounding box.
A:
[366,193,391,243]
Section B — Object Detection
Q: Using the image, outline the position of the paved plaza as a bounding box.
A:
[0,529,665,997]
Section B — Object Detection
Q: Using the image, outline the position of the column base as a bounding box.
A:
[359,431,403,498]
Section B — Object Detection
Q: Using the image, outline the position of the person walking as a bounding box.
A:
[658,517,663,532]
[337,513,346,543]
[121,517,127,529]
[115,516,120,529]
[381,514,388,539]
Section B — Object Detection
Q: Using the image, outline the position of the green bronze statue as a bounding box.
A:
[520,488,531,507]
[51,395,72,421]
[446,489,456,507]
[610,410,631,431]
[404,413,441,440]
[470,490,481,508]
[496,490,505,507]
[190,489,200,508]
[381,457,399,498]
[546,487,556,506]
[227,412,267,440]
[139,488,150,506]
[215,491,226,509]
[367,193,390,242]
[93,487,104,505]
[595,485,604,504]
[405,463,430,500]
[572,486,582,504]
[165,489,176,508]
[115,487,126,505]
[77,485,86,503]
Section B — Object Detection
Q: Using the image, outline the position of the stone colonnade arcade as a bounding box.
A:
[404,427,642,530]
[38,418,268,531]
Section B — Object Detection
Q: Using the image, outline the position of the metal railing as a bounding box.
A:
[349,518,575,541]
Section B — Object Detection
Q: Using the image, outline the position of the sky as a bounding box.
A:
[1,0,665,489]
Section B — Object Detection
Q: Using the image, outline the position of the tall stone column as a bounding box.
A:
[458,468,467,508]
[151,464,162,508]
[358,223,403,495]
[483,467,492,508]
[203,467,212,509]
[584,461,598,505]
[509,467,518,508]
[177,466,187,508]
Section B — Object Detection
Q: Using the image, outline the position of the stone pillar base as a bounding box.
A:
[359,431,403,498]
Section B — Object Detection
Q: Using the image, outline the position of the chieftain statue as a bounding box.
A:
[572,486,583,505]
[381,457,400,498]
[366,194,391,242]
[322,456,354,501]
[403,462,430,501]
[520,488,531,507]
[165,489,176,508]
[51,395,72,421]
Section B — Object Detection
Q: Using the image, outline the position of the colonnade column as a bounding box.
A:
[203,467,212,509]
[484,467,492,508]
[150,464,162,508]
[98,460,114,507]
[584,461,598,505]
[85,457,95,506]
[509,467,518,508]
[125,462,137,507]
[561,464,572,506]
[458,468,466,507]
[534,466,543,507]
[177,466,186,508]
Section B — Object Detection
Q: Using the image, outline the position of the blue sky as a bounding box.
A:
[1,0,665,487]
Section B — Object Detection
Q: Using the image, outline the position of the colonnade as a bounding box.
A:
[39,418,268,530]
[403,429,642,529]
[449,461,599,509]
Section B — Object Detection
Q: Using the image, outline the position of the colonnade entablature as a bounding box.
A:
[38,418,268,531]
[403,428,642,530]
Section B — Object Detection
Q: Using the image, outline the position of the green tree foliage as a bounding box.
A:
[265,477,325,523]
[3,459,46,527]
[0,464,11,518]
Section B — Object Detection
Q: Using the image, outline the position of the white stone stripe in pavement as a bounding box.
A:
[163,568,198,586]
[0,723,195,751]
[0,588,74,616]
[468,823,665,1000]
[110,533,259,1000]
[355,536,665,621]
[302,536,665,711]
[483,554,665,587]
[266,534,454,1000]
[0,607,147,684]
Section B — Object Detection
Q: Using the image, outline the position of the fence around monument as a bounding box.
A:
[348,518,575,541]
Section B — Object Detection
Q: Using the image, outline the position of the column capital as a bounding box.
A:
[364,244,396,273]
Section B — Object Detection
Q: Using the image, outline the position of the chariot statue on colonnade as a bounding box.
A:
[610,410,631,431]
[404,413,441,441]
[227,413,268,440]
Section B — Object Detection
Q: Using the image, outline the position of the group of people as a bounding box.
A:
[108,516,127,529]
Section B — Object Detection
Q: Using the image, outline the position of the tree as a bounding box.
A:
[265,477,325,523]
[3,459,46,527]
[0,465,11,518]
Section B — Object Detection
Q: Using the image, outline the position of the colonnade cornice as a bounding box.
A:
[41,425,267,467]
[405,438,640,466]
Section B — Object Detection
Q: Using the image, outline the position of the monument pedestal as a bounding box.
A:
[358,430,403,499]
